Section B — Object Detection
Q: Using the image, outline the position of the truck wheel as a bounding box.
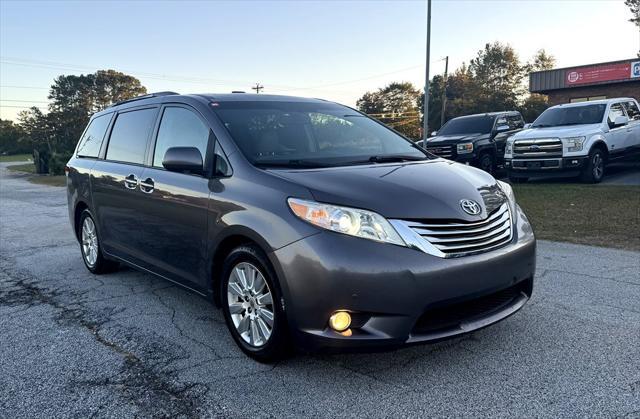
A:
[580,148,605,183]
[478,153,494,174]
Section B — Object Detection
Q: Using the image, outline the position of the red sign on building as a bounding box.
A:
[565,62,632,86]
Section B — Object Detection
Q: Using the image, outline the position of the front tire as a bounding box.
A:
[478,152,495,174]
[78,210,118,274]
[220,245,291,362]
[580,148,605,183]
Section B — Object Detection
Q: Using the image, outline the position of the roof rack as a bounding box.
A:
[111,91,179,107]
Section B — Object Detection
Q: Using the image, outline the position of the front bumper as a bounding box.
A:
[270,205,536,352]
[505,156,588,177]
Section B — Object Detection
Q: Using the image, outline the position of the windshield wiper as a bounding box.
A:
[253,159,331,169]
[367,154,428,163]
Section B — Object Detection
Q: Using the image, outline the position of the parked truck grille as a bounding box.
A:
[427,144,455,159]
[513,138,562,157]
[397,203,513,257]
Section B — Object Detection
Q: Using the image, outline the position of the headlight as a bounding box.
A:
[505,141,513,155]
[457,142,474,154]
[496,180,516,206]
[564,136,586,152]
[287,198,406,246]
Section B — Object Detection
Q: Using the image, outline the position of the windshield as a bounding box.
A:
[437,115,494,136]
[212,101,426,168]
[532,104,606,128]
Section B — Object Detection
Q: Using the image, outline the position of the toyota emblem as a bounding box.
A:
[460,199,481,215]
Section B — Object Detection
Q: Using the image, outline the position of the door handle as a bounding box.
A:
[124,174,138,190]
[140,177,155,194]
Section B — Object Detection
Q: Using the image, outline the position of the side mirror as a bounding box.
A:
[495,125,510,133]
[523,123,531,129]
[430,131,438,137]
[162,147,204,175]
[612,115,629,128]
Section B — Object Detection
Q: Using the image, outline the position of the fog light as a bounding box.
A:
[329,311,351,332]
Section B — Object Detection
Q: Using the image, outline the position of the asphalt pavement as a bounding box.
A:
[1,162,639,418]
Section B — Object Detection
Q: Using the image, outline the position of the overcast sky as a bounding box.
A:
[1,0,638,120]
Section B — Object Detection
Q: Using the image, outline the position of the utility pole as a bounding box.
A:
[252,83,264,94]
[422,0,432,141]
[440,55,448,128]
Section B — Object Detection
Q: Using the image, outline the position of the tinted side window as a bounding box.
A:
[106,108,157,164]
[607,103,626,127]
[153,107,210,168]
[623,101,640,121]
[77,113,112,158]
[507,115,524,129]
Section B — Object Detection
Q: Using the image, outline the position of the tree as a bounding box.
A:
[17,70,146,174]
[0,119,30,155]
[356,82,421,139]
[526,49,556,73]
[518,94,549,123]
[468,42,525,112]
[625,0,640,56]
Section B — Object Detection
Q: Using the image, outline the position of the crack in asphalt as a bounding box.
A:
[0,260,215,417]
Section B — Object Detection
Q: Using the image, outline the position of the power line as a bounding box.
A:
[0,85,50,90]
[1,99,50,103]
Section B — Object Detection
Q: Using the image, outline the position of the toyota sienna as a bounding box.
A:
[66,92,536,361]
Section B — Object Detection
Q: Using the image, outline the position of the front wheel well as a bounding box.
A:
[590,141,609,160]
[210,234,260,307]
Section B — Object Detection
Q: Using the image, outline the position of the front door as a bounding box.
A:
[606,102,628,156]
[136,105,211,288]
[91,106,158,264]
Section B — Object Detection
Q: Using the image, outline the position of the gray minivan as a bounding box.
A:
[66,92,536,361]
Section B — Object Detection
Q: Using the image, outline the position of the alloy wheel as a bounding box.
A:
[592,153,603,180]
[226,262,274,347]
[81,217,99,267]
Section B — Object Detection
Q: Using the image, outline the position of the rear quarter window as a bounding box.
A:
[76,113,112,158]
[106,108,157,165]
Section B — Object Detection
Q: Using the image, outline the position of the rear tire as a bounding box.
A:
[220,245,292,362]
[78,210,118,274]
[580,148,605,183]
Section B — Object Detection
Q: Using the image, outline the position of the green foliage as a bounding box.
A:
[14,70,146,173]
[359,45,555,129]
[519,94,549,123]
[355,82,421,139]
[0,119,31,155]
[626,0,640,26]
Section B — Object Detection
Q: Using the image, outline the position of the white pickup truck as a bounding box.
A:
[504,97,640,183]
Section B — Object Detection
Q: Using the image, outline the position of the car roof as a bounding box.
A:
[91,92,335,119]
[550,97,635,109]
[450,111,521,119]
[197,93,329,103]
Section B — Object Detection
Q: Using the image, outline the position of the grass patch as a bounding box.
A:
[7,163,36,173]
[6,162,65,187]
[0,154,32,162]
[514,184,640,251]
[28,176,66,187]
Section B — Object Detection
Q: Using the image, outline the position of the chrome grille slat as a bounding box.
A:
[392,203,513,257]
[513,138,562,158]
[424,222,510,243]
[433,228,512,251]
[427,145,455,159]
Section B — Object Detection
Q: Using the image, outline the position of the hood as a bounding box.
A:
[269,160,505,221]
[513,124,601,139]
[427,133,489,144]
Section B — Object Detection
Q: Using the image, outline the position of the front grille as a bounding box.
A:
[412,283,524,335]
[402,203,513,257]
[513,138,562,158]
[427,144,456,159]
